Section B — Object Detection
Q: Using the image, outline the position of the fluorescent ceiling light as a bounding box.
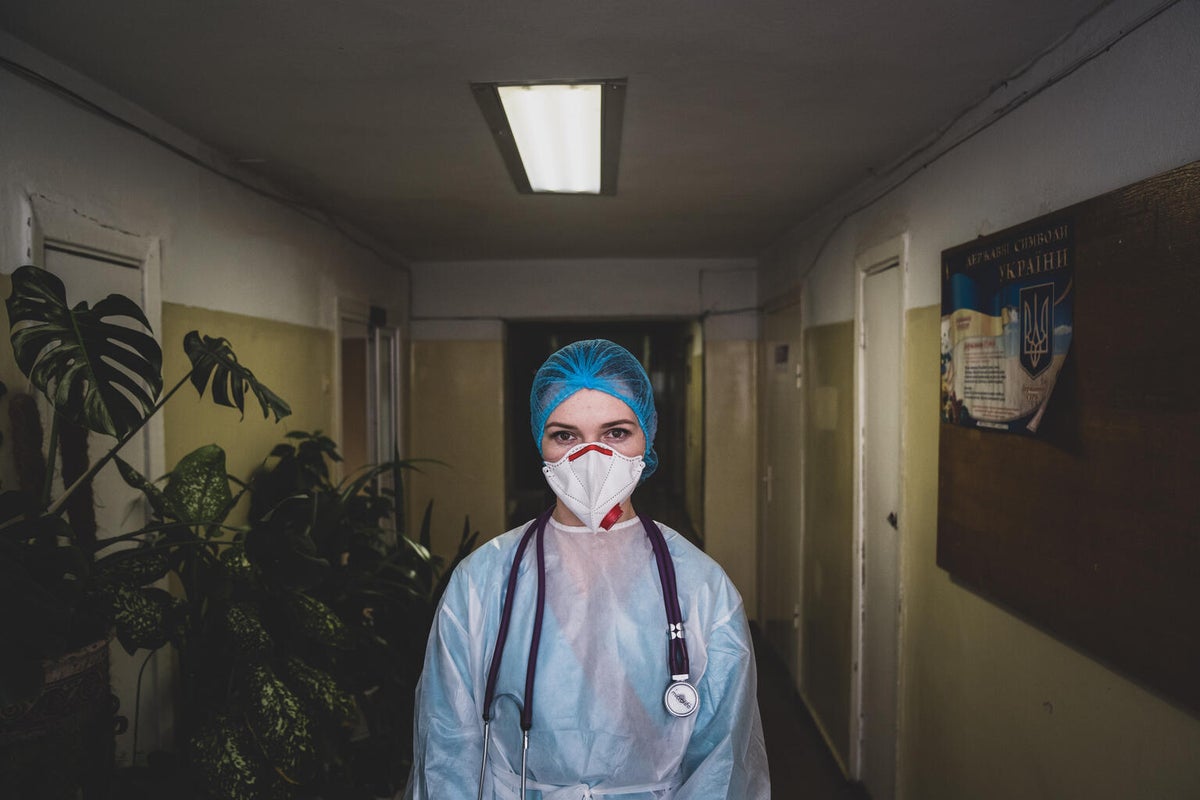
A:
[472,79,626,195]
[498,84,601,193]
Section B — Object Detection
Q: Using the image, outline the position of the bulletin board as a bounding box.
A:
[937,159,1200,717]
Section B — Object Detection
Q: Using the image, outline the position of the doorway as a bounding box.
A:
[504,321,700,539]
[337,299,402,485]
[26,194,166,767]
[758,295,805,681]
[853,236,907,800]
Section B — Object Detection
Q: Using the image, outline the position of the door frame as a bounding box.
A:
[19,191,165,482]
[850,233,909,794]
[20,191,167,764]
[334,296,403,481]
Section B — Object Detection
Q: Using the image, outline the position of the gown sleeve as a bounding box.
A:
[403,567,486,800]
[674,604,771,799]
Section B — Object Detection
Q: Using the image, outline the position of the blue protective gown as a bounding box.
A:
[404,516,770,799]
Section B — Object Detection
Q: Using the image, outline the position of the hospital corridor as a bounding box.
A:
[1,1,1199,798]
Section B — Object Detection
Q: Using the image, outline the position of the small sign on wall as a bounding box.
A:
[940,214,1075,434]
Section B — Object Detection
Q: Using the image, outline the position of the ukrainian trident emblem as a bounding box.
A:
[1019,283,1054,378]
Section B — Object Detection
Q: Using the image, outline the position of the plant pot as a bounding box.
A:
[0,638,115,799]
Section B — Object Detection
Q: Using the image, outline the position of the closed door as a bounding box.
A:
[759,300,804,679]
[859,262,902,799]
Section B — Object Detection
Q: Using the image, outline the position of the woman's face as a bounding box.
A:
[542,388,646,463]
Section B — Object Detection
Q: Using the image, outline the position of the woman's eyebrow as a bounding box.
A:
[600,419,638,428]
[544,421,580,431]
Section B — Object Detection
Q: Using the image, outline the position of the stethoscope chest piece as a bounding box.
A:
[664,681,699,718]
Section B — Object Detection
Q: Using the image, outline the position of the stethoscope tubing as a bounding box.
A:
[482,507,552,726]
[523,513,548,731]
[478,508,549,800]
[639,511,689,679]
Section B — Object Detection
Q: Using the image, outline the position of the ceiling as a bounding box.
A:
[0,1,1104,262]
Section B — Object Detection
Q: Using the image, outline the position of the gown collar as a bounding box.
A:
[548,514,642,535]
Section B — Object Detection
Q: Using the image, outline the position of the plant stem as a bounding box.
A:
[41,411,60,511]
[132,648,158,764]
[47,371,194,519]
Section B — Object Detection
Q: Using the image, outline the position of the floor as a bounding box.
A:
[753,629,871,800]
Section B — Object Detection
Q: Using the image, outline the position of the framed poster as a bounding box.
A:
[941,214,1074,434]
[937,159,1200,717]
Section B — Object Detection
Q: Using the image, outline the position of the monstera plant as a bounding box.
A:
[2,265,476,799]
[0,264,290,701]
[0,264,290,797]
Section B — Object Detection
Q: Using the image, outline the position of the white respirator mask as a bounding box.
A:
[542,442,645,532]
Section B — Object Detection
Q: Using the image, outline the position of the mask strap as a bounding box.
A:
[599,504,624,530]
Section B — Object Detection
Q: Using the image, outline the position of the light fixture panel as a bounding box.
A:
[472,79,626,196]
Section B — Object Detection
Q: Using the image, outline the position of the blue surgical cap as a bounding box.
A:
[530,339,658,480]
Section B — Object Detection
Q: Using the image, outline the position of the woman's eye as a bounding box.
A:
[550,431,575,444]
[605,428,630,441]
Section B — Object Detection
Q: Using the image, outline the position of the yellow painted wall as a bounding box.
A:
[407,340,506,559]
[161,303,334,520]
[899,305,1200,799]
[0,297,335,522]
[702,339,758,615]
[802,321,855,765]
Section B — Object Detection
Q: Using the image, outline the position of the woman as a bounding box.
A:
[405,339,769,799]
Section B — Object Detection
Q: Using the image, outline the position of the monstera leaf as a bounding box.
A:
[6,265,163,439]
[184,331,291,423]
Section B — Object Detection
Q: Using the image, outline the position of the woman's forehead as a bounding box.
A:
[546,388,639,427]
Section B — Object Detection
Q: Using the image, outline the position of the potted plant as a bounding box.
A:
[0,264,290,798]
[112,430,476,799]
[238,431,476,795]
[2,265,477,799]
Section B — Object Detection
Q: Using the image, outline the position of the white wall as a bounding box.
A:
[759,0,1200,797]
[0,31,408,329]
[409,257,758,340]
[762,0,1200,322]
[0,31,410,767]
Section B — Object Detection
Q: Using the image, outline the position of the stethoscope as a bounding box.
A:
[475,507,698,800]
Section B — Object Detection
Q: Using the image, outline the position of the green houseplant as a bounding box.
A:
[0,264,290,797]
[2,265,477,799]
[117,430,477,799]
